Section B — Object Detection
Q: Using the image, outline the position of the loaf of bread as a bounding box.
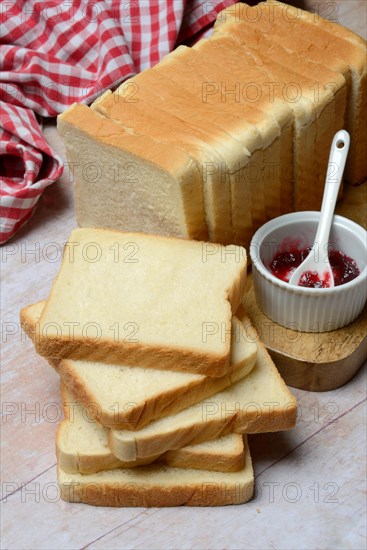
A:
[94,69,261,244]
[58,103,208,241]
[210,24,346,210]
[217,1,366,185]
[21,301,257,430]
[57,3,365,247]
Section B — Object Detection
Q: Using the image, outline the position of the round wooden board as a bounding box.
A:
[243,183,367,392]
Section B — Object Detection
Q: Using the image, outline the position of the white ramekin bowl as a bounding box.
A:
[250,212,367,332]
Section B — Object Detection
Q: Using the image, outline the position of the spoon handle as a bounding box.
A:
[313,130,350,248]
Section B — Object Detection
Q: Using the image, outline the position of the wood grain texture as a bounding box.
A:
[244,278,367,391]
[1,1,366,549]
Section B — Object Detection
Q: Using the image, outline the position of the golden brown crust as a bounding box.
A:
[57,453,254,507]
[58,104,198,179]
[36,334,230,377]
[20,301,44,341]
[266,1,366,47]
[35,228,246,377]
[59,476,254,507]
[109,415,239,462]
[164,440,245,473]
[109,311,297,462]
[59,357,249,430]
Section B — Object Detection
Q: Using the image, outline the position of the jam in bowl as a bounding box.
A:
[250,212,367,332]
[269,244,360,288]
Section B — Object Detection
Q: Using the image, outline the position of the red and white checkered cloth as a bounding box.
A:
[0,0,237,245]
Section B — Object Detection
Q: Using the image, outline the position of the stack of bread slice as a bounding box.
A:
[57,1,366,248]
[21,228,297,507]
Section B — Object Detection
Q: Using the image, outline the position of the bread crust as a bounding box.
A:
[58,104,209,241]
[58,384,248,474]
[57,448,254,507]
[164,436,245,473]
[109,323,297,462]
[58,473,254,507]
[59,355,254,430]
[35,228,247,377]
[21,300,257,430]
[36,334,230,377]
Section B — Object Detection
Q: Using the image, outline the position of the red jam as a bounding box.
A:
[298,270,331,288]
[270,247,360,287]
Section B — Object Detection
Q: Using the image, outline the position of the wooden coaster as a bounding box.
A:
[243,274,367,391]
[243,183,367,392]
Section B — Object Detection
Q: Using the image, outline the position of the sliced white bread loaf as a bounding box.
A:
[175,40,298,215]
[58,385,246,474]
[95,69,262,245]
[58,441,254,507]
[160,45,294,220]
[212,19,347,209]
[152,48,287,235]
[93,71,251,245]
[21,302,257,430]
[215,3,352,124]
[265,0,366,184]
[110,318,297,462]
[196,34,345,212]
[34,228,247,377]
[215,3,351,129]
[57,103,208,241]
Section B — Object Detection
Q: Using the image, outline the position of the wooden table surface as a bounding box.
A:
[1,2,366,549]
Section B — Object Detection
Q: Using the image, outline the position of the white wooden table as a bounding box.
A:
[1,2,366,548]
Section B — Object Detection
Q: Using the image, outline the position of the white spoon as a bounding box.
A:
[289,130,350,288]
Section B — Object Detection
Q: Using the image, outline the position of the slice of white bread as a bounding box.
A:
[34,228,247,377]
[212,18,347,210]
[58,441,254,507]
[110,314,297,461]
[57,103,208,241]
[265,0,367,185]
[21,302,257,430]
[58,385,246,474]
[164,434,246,473]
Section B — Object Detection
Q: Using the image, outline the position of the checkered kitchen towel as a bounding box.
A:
[0,0,237,245]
